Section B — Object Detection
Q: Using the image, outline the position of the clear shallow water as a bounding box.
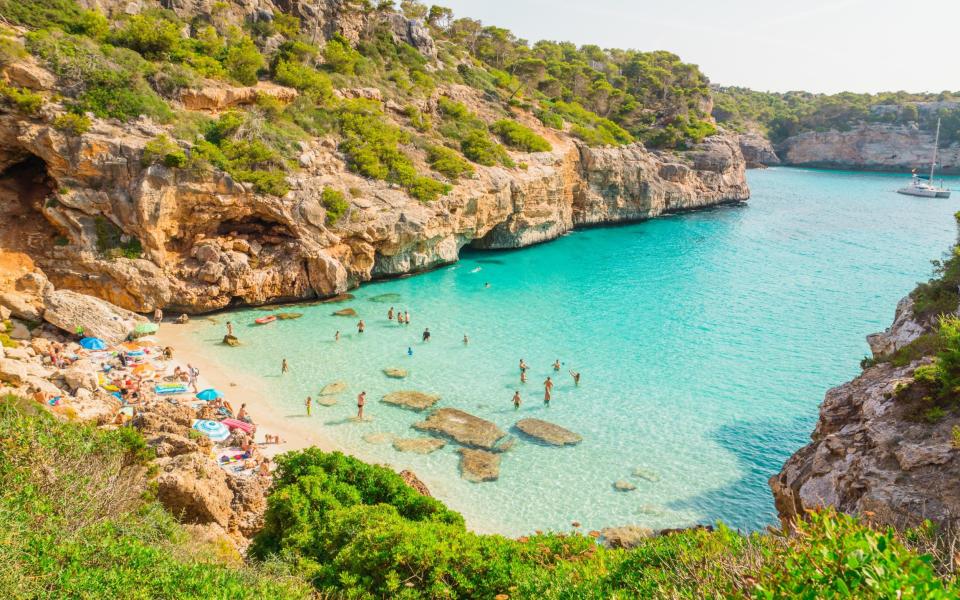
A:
[186,168,960,535]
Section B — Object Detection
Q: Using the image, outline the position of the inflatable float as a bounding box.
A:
[255,315,277,325]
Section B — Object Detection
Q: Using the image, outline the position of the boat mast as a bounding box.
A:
[930,117,941,183]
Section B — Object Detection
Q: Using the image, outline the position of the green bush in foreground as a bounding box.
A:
[253,448,957,599]
[0,396,311,599]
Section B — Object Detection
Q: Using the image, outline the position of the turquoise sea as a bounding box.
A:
[185,167,960,535]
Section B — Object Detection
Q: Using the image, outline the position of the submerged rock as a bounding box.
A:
[333,308,357,317]
[458,448,500,482]
[515,418,582,446]
[320,381,348,395]
[601,525,653,549]
[317,293,355,304]
[393,438,445,454]
[383,367,408,379]
[382,390,439,411]
[413,408,506,449]
[363,432,395,444]
[632,467,661,482]
[316,395,338,406]
[276,312,303,320]
[614,480,636,492]
[368,293,402,303]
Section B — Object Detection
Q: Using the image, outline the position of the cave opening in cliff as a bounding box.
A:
[0,153,60,261]
[215,215,294,244]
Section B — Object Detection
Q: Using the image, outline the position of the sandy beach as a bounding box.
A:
[157,322,341,460]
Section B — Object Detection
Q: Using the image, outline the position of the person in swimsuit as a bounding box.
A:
[335,330,340,341]
[553,359,561,371]
[357,391,366,419]
[358,320,365,334]
[544,376,553,404]
[569,370,580,386]
[463,334,468,345]
[513,391,521,410]
[520,370,527,384]
[226,321,233,336]
[422,328,431,342]
[519,359,528,373]
[404,311,410,325]
[305,396,312,416]
[397,312,405,324]
[388,307,394,321]
[281,358,289,374]
[407,346,413,356]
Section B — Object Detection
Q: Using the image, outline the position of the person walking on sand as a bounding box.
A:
[569,370,580,386]
[544,376,553,404]
[226,321,233,336]
[187,364,199,393]
[422,328,431,342]
[513,391,521,410]
[335,330,340,341]
[553,359,561,372]
[305,396,312,416]
[281,358,289,374]
[388,307,394,321]
[357,391,366,419]
[358,320,365,334]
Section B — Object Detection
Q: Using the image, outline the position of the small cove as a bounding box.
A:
[178,167,960,535]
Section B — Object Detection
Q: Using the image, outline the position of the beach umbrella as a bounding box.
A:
[79,337,107,350]
[196,388,223,401]
[134,322,159,335]
[192,419,230,442]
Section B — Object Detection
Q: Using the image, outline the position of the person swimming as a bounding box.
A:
[513,391,521,410]
[422,328,431,342]
[407,346,413,356]
[357,320,365,334]
[569,370,580,386]
[553,359,561,371]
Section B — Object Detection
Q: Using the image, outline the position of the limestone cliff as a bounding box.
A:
[0,80,748,315]
[770,294,960,530]
[776,124,960,173]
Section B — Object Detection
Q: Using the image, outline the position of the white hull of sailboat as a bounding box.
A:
[897,186,940,197]
[936,190,952,198]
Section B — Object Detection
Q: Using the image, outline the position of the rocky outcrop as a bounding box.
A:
[382,390,439,411]
[514,418,582,446]
[157,452,235,527]
[770,297,960,529]
[179,82,298,112]
[414,408,507,450]
[866,295,928,358]
[601,525,653,549]
[399,469,432,496]
[738,133,780,168]
[776,124,960,173]
[42,289,147,344]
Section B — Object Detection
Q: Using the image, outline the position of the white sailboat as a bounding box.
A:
[897,117,951,198]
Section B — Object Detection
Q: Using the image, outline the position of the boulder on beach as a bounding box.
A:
[333,308,357,317]
[601,525,653,549]
[320,381,348,395]
[316,395,338,406]
[514,418,582,446]
[614,480,636,492]
[382,390,439,411]
[222,335,240,346]
[393,438,446,454]
[276,312,303,320]
[363,432,395,444]
[383,367,408,379]
[458,448,500,482]
[413,408,506,450]
[43,289,146,344]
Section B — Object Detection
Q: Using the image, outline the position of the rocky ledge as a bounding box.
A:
[514,418,582,446]
[770,294,960,529]
[413,408,507,450]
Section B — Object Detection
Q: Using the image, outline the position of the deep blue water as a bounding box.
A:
[185,167,960,535]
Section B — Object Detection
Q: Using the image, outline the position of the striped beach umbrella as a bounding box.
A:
[192,419,230,442]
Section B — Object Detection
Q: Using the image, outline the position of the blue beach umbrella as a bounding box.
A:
[196,388,223,401]
[192,419,230,442]
[79,337,107,350]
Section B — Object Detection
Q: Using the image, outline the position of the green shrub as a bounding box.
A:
[222,35,264,85]
[0,0,108,37]
[52,112,92,135]
[273,60,332,100]
[93,215,142,259]
[142,134,186,168]
[0,81,43,115]
[405,105,431,132]
[913,243,960,321]
[535,108,564,129]
[490,119,551,152]
[426,144,474,180]
[108,13,182,60]
[461,129,513,167]
[321,187,348,224]
[0,35,28,65]
[322,33,361,75]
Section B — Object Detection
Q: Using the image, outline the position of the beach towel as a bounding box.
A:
[222,418,253,433]
[155,383,188,395]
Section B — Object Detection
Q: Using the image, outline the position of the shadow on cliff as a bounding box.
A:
[666,414,815,532]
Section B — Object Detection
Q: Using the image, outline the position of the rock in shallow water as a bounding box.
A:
[413,408,506,450]
[514,418,582,446]
[614,480,636,492]
[363,432,395,444]
[333,308,357,317]
[382,390,439,410]
[383,367,408,379]
[222,335,240,346]
[316,395,338,406]
[459,448,500,482]
[393,438,445,454]
[320,381,347,395]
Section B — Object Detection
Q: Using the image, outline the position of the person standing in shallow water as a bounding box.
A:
[357,320,365,334]
[388,307,394,321]
[553,359,561,372]
[544,376,553,404]
[357,391,366,419]
[334,330,340,341]
[404,311,410,325]
[520,369,527,384]
[397,312,405,325]
[422,328,430,342]
[569,370,580,386]
[281,358,289,374]
[305,396,312,417]
[463,334,468,345]
[513,391,521,410]
[226,321,233,336]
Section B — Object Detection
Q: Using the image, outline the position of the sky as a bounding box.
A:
[437,0,960,94]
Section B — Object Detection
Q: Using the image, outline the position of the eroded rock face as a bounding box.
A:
[770,315,960,529]
[458,448,500,482]
[414,408,506,450]
[157,452,234,527]
[866,296,929,358]
[42,289,146,344]
[382,390,439,411]
[738,133,780,168]
[514,418,582,446]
